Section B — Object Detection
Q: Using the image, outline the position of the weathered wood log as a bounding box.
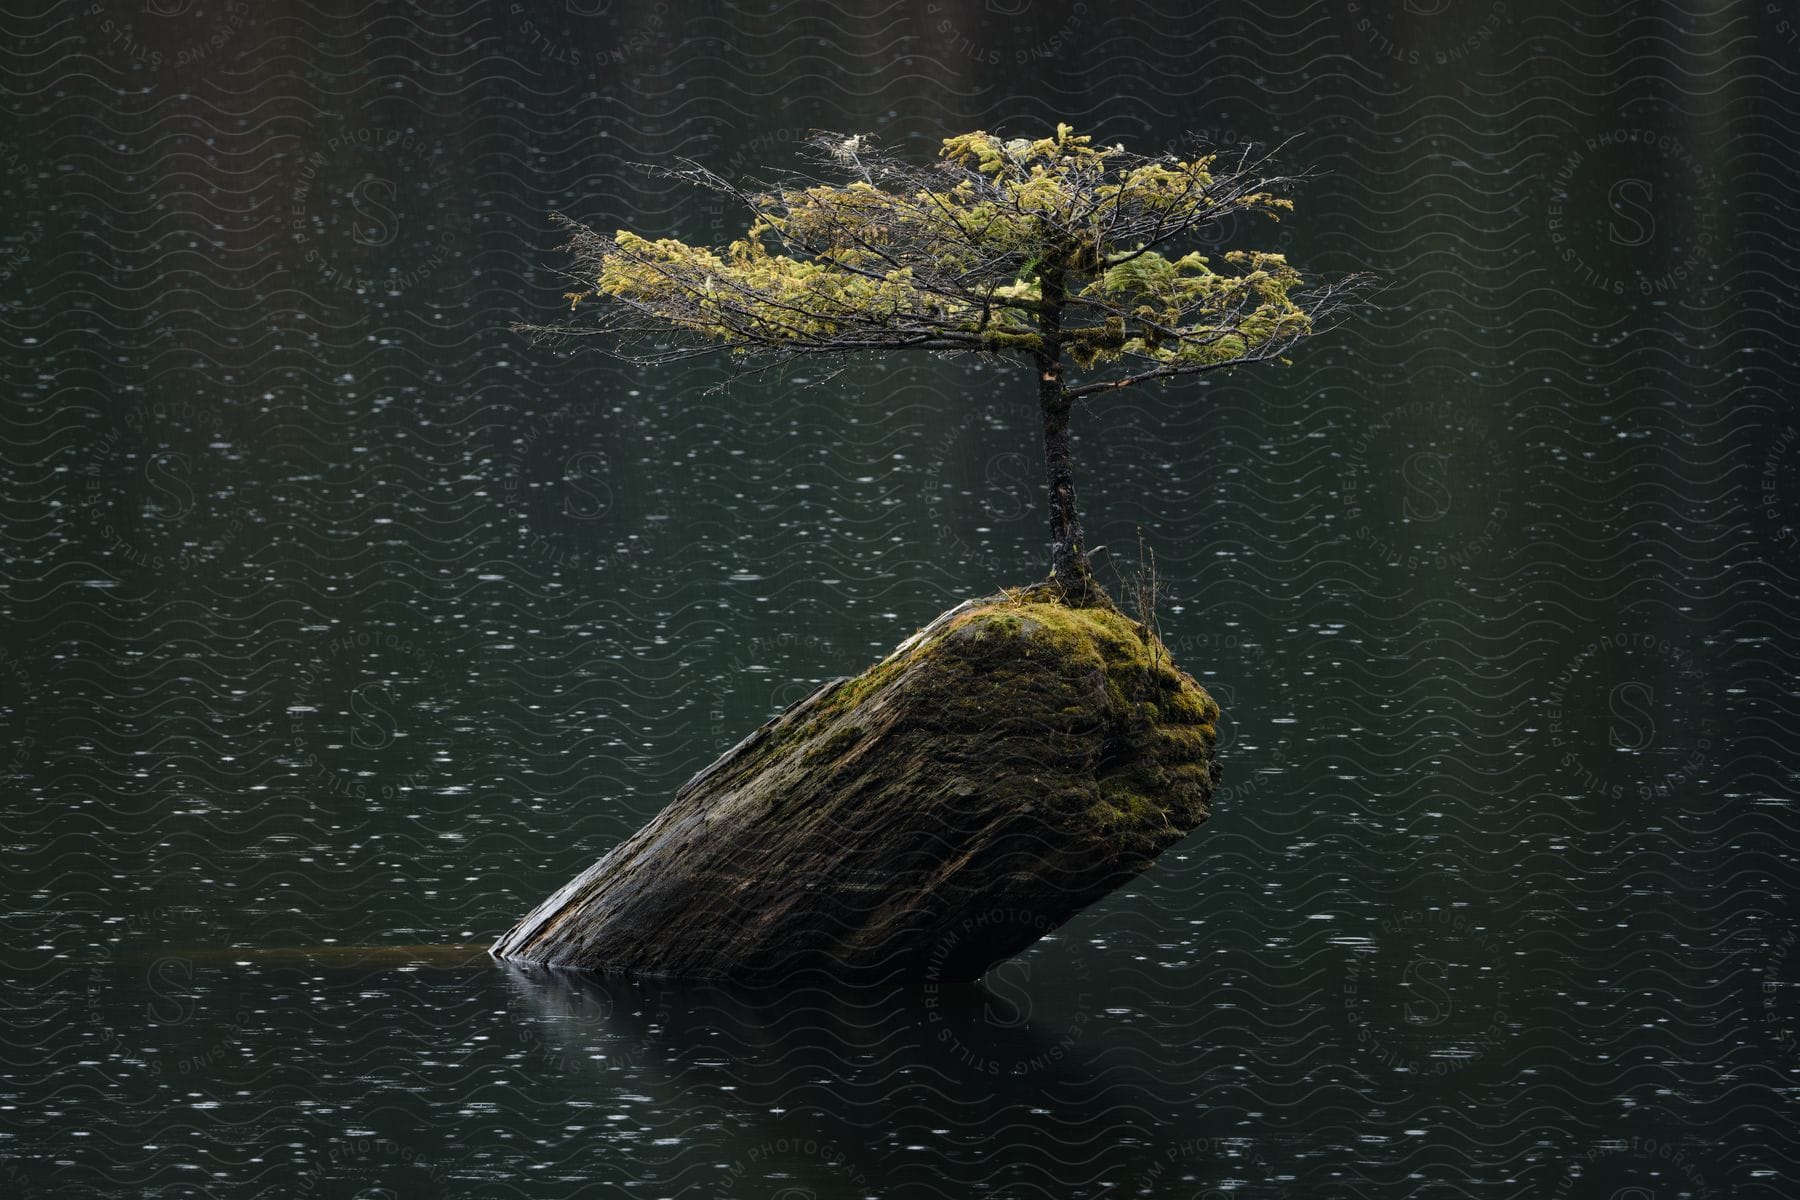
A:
[491,585,1221,983]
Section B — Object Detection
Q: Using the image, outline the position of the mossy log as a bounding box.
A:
[491,585,1221,984]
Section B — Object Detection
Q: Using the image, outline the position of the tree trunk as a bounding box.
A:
[1038,381,1094,603]
[491,589,1220,982]
[1035,271,1096,604]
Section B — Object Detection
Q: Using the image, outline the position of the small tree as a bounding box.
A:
[530,125,1362,604]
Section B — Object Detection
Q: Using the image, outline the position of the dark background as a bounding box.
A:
[1,2,1795,1197]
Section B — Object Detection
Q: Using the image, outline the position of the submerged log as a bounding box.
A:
[491,584,1221,984]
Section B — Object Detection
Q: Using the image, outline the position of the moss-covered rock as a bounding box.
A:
[491,584,1221,983]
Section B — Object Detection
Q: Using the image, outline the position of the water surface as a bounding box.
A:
[2,2,1795,1196]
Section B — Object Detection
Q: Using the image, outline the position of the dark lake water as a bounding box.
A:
[3,2,1797,1196]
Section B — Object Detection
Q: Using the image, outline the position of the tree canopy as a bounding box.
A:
[542,124,1356,398]
[527,125,1363,602]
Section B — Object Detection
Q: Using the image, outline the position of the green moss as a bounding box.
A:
[1091,781,1173,831]
[821,591,1214,733]
[970,611,1025,639]
[724,584,1220,850]
[804,721,866,764]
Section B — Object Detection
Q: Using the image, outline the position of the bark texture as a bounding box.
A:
[1037,388,1094,603]
[1034,269,1098,603]
[492,585,1221,984]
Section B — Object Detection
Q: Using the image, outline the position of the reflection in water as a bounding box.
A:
[499,962,1246,1198]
